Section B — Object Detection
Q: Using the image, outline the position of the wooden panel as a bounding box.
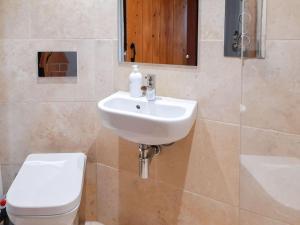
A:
[142,0,153,63]
[159,0,174,64]
[173,0,188,65]
[125,0,194,65]
[152,0,161,64]
[186,0,198,65]
[125,0,143,62]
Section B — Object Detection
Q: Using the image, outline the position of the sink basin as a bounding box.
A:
[98,91,197,145]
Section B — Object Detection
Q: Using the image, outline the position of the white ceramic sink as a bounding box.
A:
[98,91,197,145]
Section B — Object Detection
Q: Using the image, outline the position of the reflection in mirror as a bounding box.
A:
[242,0,266,59]
[224,0,266,59]
[120,0,199,66]
[38,52,77,77]
[224,0,243,57]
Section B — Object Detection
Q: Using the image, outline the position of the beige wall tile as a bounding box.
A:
[96,126,119,168]
[80,163,98,222]
[95,40,114,100]
[0,0,30,38]
[178,192,239,225]
[184,119,240,206]
[96,124,147,175]
[0,164,21,193]
[155,119,240,206]
[240,210,290,225]
[242,40,300,134]
[0,102,99,164]
[0,39,32,102]
[97,165,119,225]
[200,0,225,40]
[29,0,117,39]
[0,39,97,103]
[242,126,300,158]
[268,0,300,40]
[93,0,118,39]
[197,41,241,124]
[97,164,239,225]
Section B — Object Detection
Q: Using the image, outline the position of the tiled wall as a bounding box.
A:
[0,1,299,225]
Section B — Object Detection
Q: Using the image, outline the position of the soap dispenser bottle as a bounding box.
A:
[129,65,142,97]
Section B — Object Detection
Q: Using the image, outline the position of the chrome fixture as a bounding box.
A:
[38,52,78,77]
[139,144,161,179]
[143,74,156,101]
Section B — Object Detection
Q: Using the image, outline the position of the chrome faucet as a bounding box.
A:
[142,74,156,101]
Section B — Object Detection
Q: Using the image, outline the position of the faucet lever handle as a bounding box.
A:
[145,74,156,88]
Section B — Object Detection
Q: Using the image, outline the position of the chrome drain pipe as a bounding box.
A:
[138,144,161,179]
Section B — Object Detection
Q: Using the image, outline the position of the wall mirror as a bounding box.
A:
[119,0,199,66]
[224,0,266,59]
[38,52,77,77]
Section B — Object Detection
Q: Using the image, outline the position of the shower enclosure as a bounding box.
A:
[239,0,300,224]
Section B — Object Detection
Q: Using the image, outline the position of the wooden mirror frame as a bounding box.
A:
[118,0,199,66]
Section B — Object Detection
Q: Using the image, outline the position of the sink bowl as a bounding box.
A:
[98,91,197,145]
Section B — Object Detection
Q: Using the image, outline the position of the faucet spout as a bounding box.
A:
[144,74,156,101]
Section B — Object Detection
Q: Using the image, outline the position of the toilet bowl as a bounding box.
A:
[6,153,87,225]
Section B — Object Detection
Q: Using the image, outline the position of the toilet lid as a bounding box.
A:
[6,153,86,216]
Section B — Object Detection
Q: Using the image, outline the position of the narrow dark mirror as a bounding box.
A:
[119,0,199,66]
[224,0,266,59]
[224,0,243,57]
[38,52,77,77]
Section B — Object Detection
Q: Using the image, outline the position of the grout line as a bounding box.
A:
[97,163,119,172]
[182,189,240,208]
[241,125,300,138]
[240,208,292,225]
[267,39,300,41]
[198,117,241,127]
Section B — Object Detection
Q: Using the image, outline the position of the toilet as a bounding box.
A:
[6,153,87,225]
